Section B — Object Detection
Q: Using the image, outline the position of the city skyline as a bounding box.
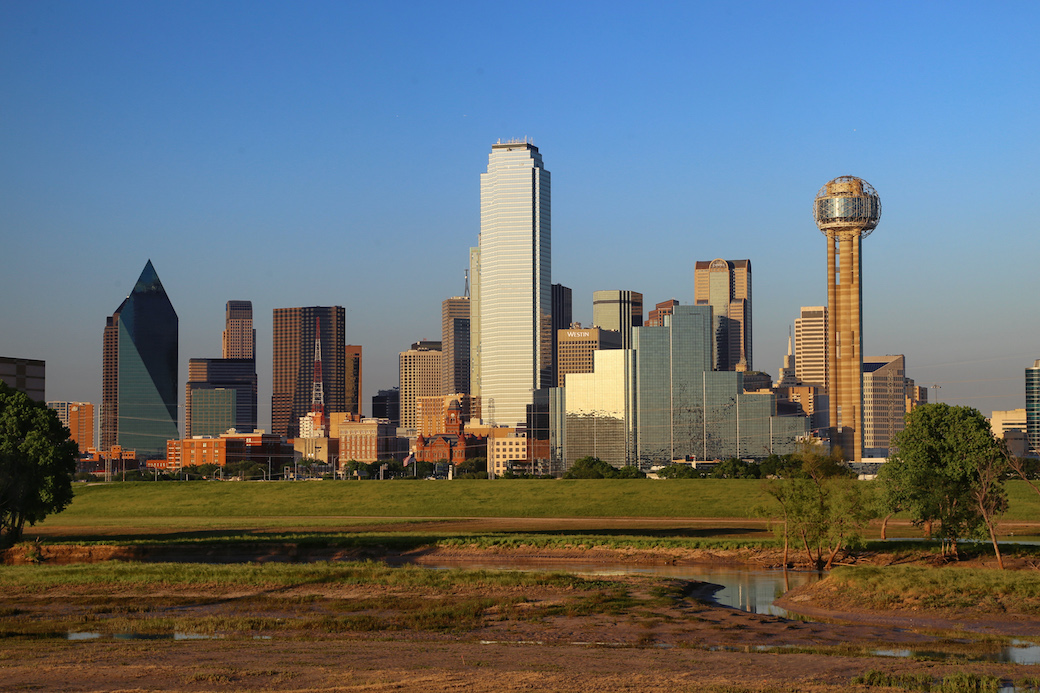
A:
[2,3,1038,429]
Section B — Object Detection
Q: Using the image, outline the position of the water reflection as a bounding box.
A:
[404,558,820,616]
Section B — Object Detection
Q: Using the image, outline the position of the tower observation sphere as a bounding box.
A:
[813,176,881,239]
[814,175,880,463]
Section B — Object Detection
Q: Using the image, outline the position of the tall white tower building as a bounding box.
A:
[477,139,551,427]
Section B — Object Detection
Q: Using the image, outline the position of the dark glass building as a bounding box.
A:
[185,358,258,437]
[272,306,347,438]
[101,260,179,459]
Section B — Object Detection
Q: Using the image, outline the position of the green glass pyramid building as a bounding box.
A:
[101,260,179,460]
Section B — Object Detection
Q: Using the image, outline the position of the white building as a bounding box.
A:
[476,139,551,426]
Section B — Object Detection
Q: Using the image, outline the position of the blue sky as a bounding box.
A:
[2,1,1037,430]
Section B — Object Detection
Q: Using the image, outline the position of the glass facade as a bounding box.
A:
[1028,360,1040,456]
[105,260,179,460]
[190,388,237,437]
[630,305,807,468]
[564,349,635,470]
[478,141,551,426]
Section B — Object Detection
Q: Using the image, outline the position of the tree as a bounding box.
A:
[562,457,645,479]
[710,458,760,479]
[761,442,871,570]
[878,403,1006,563]
[0,383,78,549]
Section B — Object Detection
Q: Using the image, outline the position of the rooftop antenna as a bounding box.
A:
[311,316,325,425]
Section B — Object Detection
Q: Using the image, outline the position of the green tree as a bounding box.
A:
[455,457,487,479]
[878,403,1006,562]
[657,464,703,479]
[0,383,79,549]
[761,442,870,570]
[709,458,760,479]
[562,456,644,479]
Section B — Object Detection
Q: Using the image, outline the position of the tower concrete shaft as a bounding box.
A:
[826,232,863,461]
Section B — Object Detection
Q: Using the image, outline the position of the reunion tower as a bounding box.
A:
[813,176,881,462]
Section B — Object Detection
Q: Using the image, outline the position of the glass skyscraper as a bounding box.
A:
[101,260,179,460]
[477,140,551,427]
[1027,360,1040,456]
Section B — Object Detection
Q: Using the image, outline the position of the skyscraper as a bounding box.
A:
[814,177,881,462]
[441,297,470,396]
[0,357,44,401]
[222,300,255,359]
[47,401,94,453]
[1027,359,1040,456]
[346,345,363,417]
[399,341,442,430]
[592,290,643,350]
[185,358,258,437]
[645,299,678,327]
[862,355,910,458]
[550,283,572,389]
[794,306,828,388]
[477,139,551,426]
[694,259,752,371]
[272,306,347,439]
[101,260,179,459]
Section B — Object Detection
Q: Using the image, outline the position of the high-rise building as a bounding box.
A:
[272,306,347,439]
[477,139,551,426]
[645,299,678,327]
[794,307,828,388]
[0,357,45,401]
[551,284,572,389]
[372,387,401,427]
[694,259,752,371]
[185,358,258,437]
[1027,360,1040,456]
[222,300,255,359]
[399,341,442,430]
[346,345,363,416]
[48,401,94,453]
[861,355,912,458]
[563,305,807,470]
[592,290,643,350]
[101,260,179,459]
[556,326,622,387]
[814,177,881,462]
[468,247,482,398]
[441,297,470,396]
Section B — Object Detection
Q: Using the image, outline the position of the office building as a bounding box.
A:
[372,387,401,427]
[861,355,911,458]
[222,300,255,359]
[563,305,808,470]
[399,341,442,430]
[592,290,643,350]
[346,345,363,416]
[48,401,95,453]
[469,247,482,398]
[693,259,752,371]
[416,393,478,437]
[101,260,179,460]
[441,297,470,396]
[1028,360,1040,455]
[814,176,881,462]
[551,284,572,388]
[992,408,1029,458]
[645,299,678,327]
[338,417,398,465]
[272,306,347,439]
[0,356,45,401]
[633,305,805,465]
[794,307,828,388]
[185,358,258,437]
[477,139,551,426]
[556,326,622,387]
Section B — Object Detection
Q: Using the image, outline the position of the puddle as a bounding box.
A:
[67,631,224,641]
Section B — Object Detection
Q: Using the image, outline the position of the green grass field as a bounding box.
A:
[50,478,773,522]
[49,478,1040,523]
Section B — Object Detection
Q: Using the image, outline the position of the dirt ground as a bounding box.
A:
[4,518,1040,691]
